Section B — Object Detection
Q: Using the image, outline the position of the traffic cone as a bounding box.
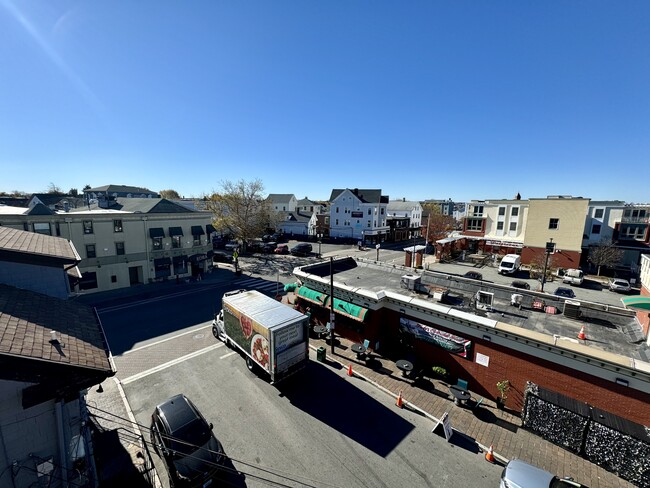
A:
[578,325,586,341]
[347,364,353,377]
[485,444,495,463]
[396,390,403,408]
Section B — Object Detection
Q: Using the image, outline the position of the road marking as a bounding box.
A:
[121,343,224,384]
[219,351,237,360]
[122,323,213,355]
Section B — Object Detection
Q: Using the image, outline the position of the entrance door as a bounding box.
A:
[129,266,142,285]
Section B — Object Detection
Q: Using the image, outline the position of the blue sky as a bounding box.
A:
[1,1,648,202]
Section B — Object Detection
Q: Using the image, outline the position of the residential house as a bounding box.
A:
[275,211,312,237]
[387,199,422,241]
[84,184,160,201]
[328,189,389,243]
[422,198,456,216]
[0,226,114,487]
[0,198,214,293]
[296,197,324,215]
[267,194,297,213]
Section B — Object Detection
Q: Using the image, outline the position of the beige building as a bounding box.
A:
[522,196,590,268]
[0,198,214,293]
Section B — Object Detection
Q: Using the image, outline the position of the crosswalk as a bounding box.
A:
[233,277,284,296]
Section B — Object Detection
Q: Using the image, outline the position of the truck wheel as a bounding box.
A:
[246,357,255,372]
[211,325,219,339]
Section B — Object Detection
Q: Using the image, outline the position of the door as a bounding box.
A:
[129,266,142,285]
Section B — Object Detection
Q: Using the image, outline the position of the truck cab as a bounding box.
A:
[498,254,521,275]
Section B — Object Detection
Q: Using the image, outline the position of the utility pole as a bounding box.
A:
[329,256,335,354]
[541,238,555,292]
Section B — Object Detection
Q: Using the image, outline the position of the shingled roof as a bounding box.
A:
[0,226,79,264]
[329,188,388,204]
[85,184,158,195]
[69,198,196,214]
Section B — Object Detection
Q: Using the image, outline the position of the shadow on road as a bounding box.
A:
[277,361,415,457]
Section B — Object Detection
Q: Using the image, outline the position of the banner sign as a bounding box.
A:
[351,211,364,218]
[399,317,472,358]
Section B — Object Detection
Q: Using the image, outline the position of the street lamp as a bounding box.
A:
[540,238,555,292]
[317,232,322,257]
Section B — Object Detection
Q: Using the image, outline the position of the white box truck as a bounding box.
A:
[562,268,584,286]
[212,289,309,383]
[498,254,521,275]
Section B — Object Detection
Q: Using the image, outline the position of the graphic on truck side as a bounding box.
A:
[223,303,271,372]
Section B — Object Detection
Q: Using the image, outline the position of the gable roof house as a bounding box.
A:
[267,194,297,213]
[0,227,115,487]
[328,189,389,243]
[387,199,423,241]
[276,211,313,237]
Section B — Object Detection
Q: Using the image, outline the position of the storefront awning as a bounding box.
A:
[169,227,184,237]
[188,253,208,263]
[297,286,329,306]
[206,224,217,234]
[620,296,650,312]
[149,227,165,238]
[191,225,205,235]
[484,239,524,249]
[327,297,368,322]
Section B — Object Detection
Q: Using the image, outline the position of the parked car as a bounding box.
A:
[290,243,312,256]
[274,244,289,254]
[271,233,286,243]
[262,242,276,253]
[608,278,631,293]
[463,271,483,280]
[150,394,224,487]
[511,280,531,290]
[247,239,264,253]
[554,287,576,299]
[224,241,239,251]
[500,458,584,488]
[212,251,232,263]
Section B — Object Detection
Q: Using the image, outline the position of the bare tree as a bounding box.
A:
[160,189,181,199]
[205,179,277,247]
[422,203,456,244]
[47,182,64,194]
[588,239,624,276]
[528,250,555,282]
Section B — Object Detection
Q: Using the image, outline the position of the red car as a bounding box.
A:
[274,244,289,254]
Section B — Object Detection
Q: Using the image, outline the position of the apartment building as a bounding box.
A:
[460,199,529,255]
[387,199,422,241]
[328,188,389,243]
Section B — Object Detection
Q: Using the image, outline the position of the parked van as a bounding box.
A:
[562,268,584,286]
[498,254,521,275]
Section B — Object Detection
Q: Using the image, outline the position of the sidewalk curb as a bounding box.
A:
[309,344,510,466]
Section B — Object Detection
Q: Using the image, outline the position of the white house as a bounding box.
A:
[387,199,423,238]
[328,188,389,243]
[268,194,297,213]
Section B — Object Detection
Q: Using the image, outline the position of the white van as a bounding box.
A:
[498,254,521,275]
[562,268,584,286]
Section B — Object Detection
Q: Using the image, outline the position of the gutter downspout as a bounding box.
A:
[55,400,69,486]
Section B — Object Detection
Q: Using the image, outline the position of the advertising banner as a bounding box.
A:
[399,317,472,357]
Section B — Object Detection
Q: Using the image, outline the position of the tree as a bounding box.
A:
[83,184,91,191]
[205,179,277,247]
[588,239,624,276]
[47,182,64,194]
[160,189,181,199]
[421,203,456,244]
[69,188,79,196]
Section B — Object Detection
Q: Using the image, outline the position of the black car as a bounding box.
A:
[290,243,312,256]
[554,287,576,299]
[463,271,483,280]
[150,394,224,487]
[212,251,232,264]
[511,280,531,290]
[262,242,276,253]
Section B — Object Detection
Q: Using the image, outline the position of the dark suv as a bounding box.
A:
[290,243,312,256]
[150,394,224,487]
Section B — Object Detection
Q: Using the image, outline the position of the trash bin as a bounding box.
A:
[316,346,326,363]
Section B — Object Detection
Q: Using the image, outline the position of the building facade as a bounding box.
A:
[328,188,389,243]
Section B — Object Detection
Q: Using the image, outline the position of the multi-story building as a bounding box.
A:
[296,197,324,215]
[267,194,297,212]
[422,198,456,216]
[387,199,422,241]
[84,184,159,200]
[522,196,590,269]
[328,189,389,243]
[0,198,214,293]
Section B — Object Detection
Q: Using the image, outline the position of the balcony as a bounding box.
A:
[621,215,649,224]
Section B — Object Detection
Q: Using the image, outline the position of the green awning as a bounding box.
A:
[621,296,650,312]
[327,297,368,322]
[297,286,329,306]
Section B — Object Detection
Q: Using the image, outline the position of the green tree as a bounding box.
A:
[422,203,456,244]
[160,189,181,199]
[588,239,624,276]
[205,179,277,248]
[69,188,79,196]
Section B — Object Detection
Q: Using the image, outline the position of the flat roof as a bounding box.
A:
[295,258,649,363]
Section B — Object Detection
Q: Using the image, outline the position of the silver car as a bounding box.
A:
[608,278,631,293]
[500,459,583,488]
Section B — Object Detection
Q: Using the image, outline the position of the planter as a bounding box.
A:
[496,397,506,410]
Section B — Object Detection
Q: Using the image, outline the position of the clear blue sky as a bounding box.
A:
[1,1,648,202]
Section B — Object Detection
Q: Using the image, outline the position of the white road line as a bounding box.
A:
[121,343,224,384]
[219,351,237,360]
[122,323,213,355]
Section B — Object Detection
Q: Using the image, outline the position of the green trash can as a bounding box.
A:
[316,346,326,363]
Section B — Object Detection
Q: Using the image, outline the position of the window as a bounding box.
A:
[498,207,505,216]
[152,237,163,250]
[111,275,117,283]
[193,234,201,246]
[368,209,371,215]
[509,222,517,231]
[466,219,483,231]
[33,222,51,235]
[55,222,60,236]
[172,236,182,248]
[83,220,93,234]
[335,219,339,225]
[114,219,123,232]
[497,222,504,230]
[116,242,125,255]
[472,205,484,216]
[336,207,339,213]
[594,209,604,219]
[86,244,96,258]
[591,224,601,235]
[511,207,519,217]
[79,272,98,290]
[549,218,559,230]
[380,208,384,215]
[367,220,371,227]
[620,225,646,240]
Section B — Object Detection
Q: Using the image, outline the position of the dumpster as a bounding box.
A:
[316,346,326,363]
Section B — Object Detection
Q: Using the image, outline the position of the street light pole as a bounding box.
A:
[541,238,555,292]
[329,256,335,354]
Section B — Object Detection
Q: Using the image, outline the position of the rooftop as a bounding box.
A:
[0,226,79,263]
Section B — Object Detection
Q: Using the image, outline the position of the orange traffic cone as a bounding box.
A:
[578,325,586,341]
[347,364,353,376]
[485,444,495,463]
[396,390,404,408]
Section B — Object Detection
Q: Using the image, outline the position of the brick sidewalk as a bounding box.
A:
[308,333,633,488]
